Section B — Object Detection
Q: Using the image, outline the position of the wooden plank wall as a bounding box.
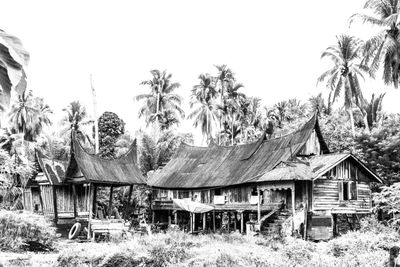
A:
[312,158,372,212]
[153,185,289,207]
[23,189,33,211]
[40,184,89,215]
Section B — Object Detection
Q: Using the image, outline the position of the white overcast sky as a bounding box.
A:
[1,0,400,141]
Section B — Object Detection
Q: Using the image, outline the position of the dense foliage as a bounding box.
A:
[98,111,125,159]
[0,210,56,252]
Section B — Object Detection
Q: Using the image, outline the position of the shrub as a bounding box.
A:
[148,243,187,266]
[0,210,56,252]
[99,253,140,267]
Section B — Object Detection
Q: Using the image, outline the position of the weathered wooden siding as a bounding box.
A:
[23,189,33,211]
[39,184,89,216]
[152,183,290,211]
[312,158,372,212]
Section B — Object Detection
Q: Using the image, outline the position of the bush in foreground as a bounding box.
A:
[0,209,56,252]
[56,219,397,267]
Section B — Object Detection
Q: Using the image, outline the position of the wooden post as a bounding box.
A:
[203,213,206,230]
[240,212,244,233]
[189,213,193,233]
[291,183,295,235]
[72,184,78,218]
[124,185,133,220]
[37,185,45,215]
[233,212,237,231]
[174,210,178,224]
[108,185,114,218]
[227,212,230,232]
[257,188,261,222]
[213,210,216,232]
[303,202,308,240]
[192,213,196,232]
[87,183,93,239]
[52,186,58,224]
[92,185,97,216]
[152,211,155,224]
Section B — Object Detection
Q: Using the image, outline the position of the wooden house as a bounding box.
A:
[25,134,146,229]
[148,114,382,240]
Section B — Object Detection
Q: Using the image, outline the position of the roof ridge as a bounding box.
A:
[72,132,137,162]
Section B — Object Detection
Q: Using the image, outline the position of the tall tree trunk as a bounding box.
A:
[231,113,234,146]
[206,109,209,145]
[348,109,356,138]
[219,82,224,145]
[363,115,370,134]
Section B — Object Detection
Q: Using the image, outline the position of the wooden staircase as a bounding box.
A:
[344,214,361,231]
[261,209,292,236]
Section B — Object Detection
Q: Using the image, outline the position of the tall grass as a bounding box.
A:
[0,210,56,252]
[56,218,395,267]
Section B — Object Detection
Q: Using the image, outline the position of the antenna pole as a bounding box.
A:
[91,74,99,154]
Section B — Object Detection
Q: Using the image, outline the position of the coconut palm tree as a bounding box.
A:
[60,101,93,143]
[225,82,246,145]
[0,29,29,107]
[239,97,264,143]
[188,74,218,144]
[215,65,235,144]
[8,90,37,141]
[366,93,386,128]
[28,97,52,140]
[215,65,234,103]
[309,93,331,115]
[318,35,369,137]
[135,70,184,128]
[350,0,400,88]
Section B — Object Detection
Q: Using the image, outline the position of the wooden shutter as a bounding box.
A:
[350,181,357,200]
[338,181,343,201]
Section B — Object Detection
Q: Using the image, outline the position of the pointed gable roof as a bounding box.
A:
[148,114,328,189]
[35,149,81,185]
[72,135,146,185]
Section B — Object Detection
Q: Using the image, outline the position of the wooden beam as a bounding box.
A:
[174,210,178,224]
[52,186,58,224]
[92,185,97,216]
[203,213,206,230]
[291,183,295,235]
[303,202,308,240]
[108,185,114,218]
[37,186,44,215]
[72,184,78,218]
[257,188,261,222]
[233,212,237,231]
[240,212,244,233]
[87,183,93,239]
[192,213,196,232]
[190,213,193,233]
[124,185,133,220]
[227,212,230,232]
[213,210,216,232]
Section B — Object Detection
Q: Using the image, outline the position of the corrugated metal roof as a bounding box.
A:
[255,153,382,183]
[256,162,313,182]
[148,114,326,189]
[72,135,146,185]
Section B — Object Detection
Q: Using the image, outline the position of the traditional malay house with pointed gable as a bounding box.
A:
[148,114,382,240]
[30,133,146,232]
